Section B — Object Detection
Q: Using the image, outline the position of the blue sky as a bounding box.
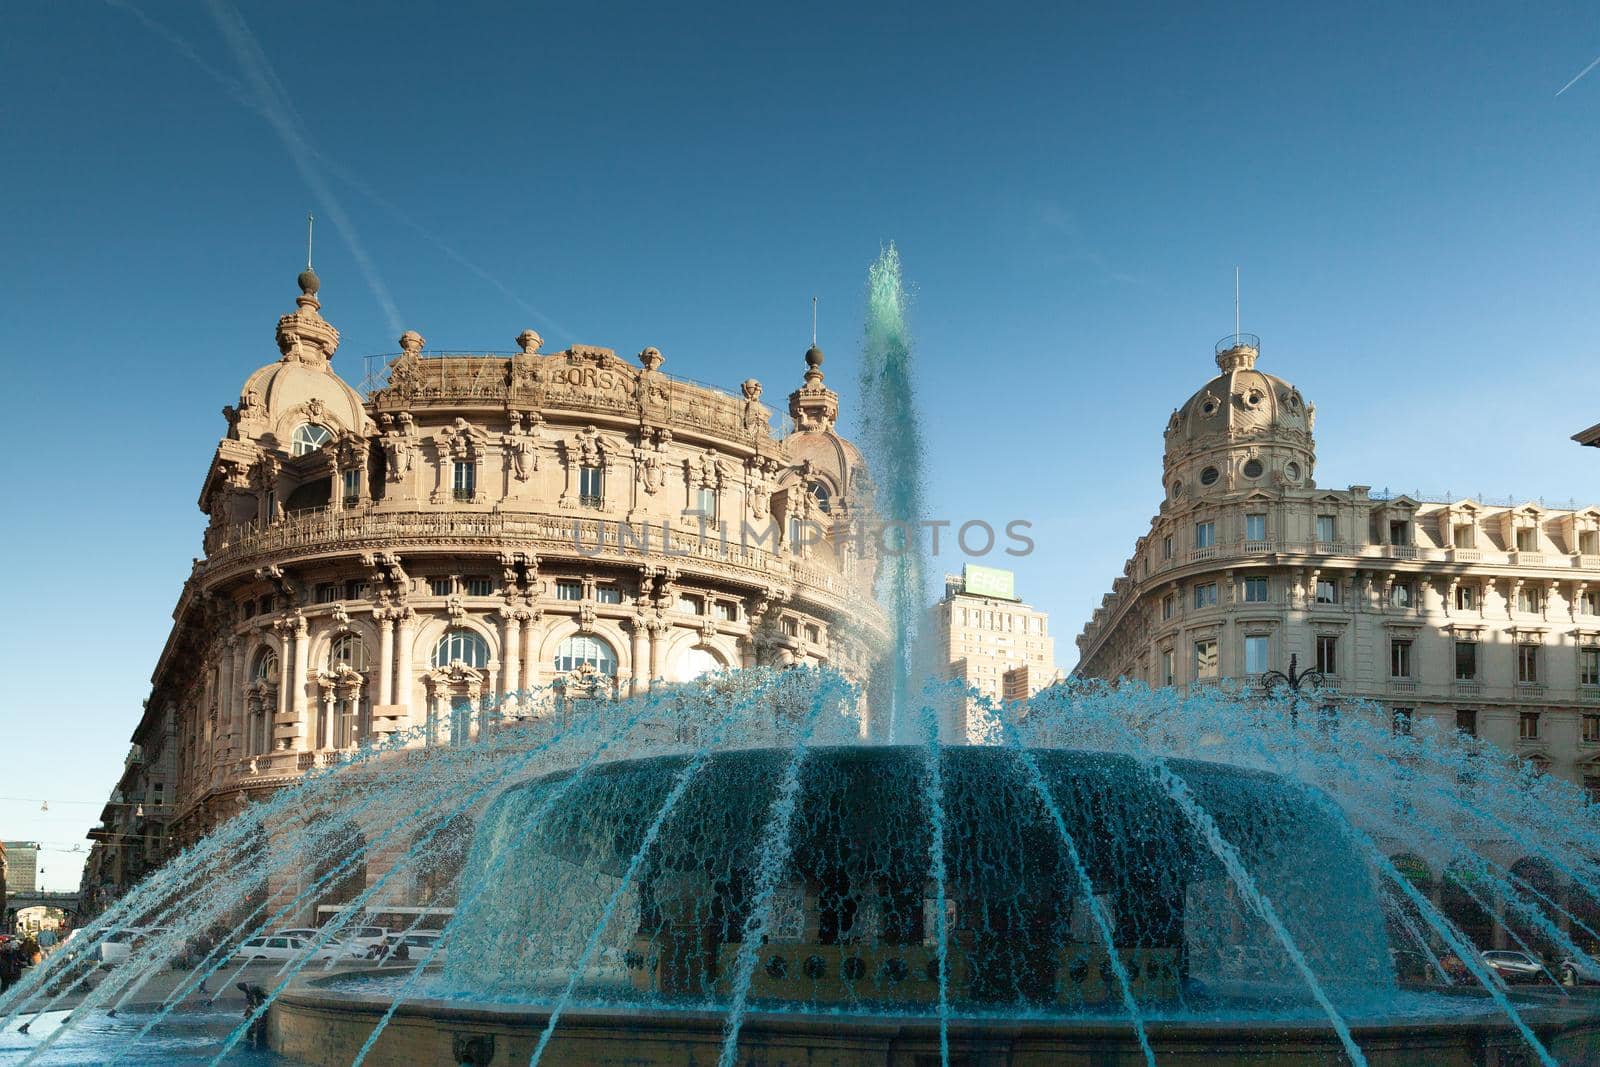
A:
[2,1,1595,889]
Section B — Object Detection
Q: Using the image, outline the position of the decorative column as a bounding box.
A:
[522,614,539,694]
[500,611,523,698]
[394,607,416,717]
[217,643,235,764]
[289,613,309,750]
[273,621,292,749]
[648,617,668,687]
[629,614,650,696]
[377,609,396,706]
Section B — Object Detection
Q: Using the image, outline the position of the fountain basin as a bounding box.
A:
[269,972,1600,1066]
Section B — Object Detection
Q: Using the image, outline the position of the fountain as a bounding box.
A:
[5,248,1600,1065]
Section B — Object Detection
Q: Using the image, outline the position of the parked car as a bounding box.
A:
[233,935,341,962]
[1560,955,1600,986]
[272,928,325,940]
[365,932,444,962]
[339,926,391,957]
[97,927,170,964]
[1480,950,1545,984]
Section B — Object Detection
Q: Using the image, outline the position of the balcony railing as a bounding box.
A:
[200,507,861,614]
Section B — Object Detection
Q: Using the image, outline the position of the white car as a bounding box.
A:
[233,935,342,962]
[339,926,392,957]
[272,927,324,940]
[96,927,171,964]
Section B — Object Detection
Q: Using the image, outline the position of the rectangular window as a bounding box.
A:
[1392,708,1413,736]
[1315,578,1338,605]
[264,490,276,521]
[1519,712,1540,740]
[1245,514,1266,542]
[695,486,717,518]
[1161,649,1174,686]
[1452,523,1475,549]
[677,594,703,615]
[1316,515,1336,543]
[1583,714,1600,743]
[1455,641,1477,680]
[805,624,821,643]
[315,582,336,604]
[452,461,476,502]
[782,617,799,637]
[1194,522,1215,549]
[242,599,257,619]
[1518,586,1542,613]
[343,579,368,601]
[579,465,603,507]
[1581,531,1600,555]
[1390,582,1414,609]
[1390,640,1412,678]
[1584,590,1600,616]
[1161,594,1175,621]
[259,595,274,615]
[555,580,583,601]
[1518,644,1540,684]
[342,468,361,504]
[596,585,622,605]
[1389,520,1409,546]
[1516,528,1537,552]
[1581,646,1600,687]
[1455,584,1475,611]
[1315,635,1337,675]
[716,600,738,622]
[1242,577,1269,603]
[1244,635,1269,675]
[429,577,453,597]
[1162,535,1173,560]
[1193,583,1218,609]
[1194,640,1218,679]
[465,576,494,597]
[1456,709,1477,737]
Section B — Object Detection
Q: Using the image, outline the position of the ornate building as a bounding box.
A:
[1075,334,1600,793]
[83,268,885,905]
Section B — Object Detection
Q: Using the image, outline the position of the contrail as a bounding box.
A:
[202,0,404,335]
[105,0,575,343]
[1556,53,1600,97]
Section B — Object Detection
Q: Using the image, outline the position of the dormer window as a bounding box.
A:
[291,423,332,457]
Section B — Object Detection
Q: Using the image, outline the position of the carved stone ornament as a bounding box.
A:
[638,346,664,372]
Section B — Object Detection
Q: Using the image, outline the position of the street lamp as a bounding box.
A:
[1259,652,1324,695]
[1259,653,1326,727]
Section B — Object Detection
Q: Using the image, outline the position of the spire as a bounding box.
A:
[789,300,838,431]
[276,215,339,364]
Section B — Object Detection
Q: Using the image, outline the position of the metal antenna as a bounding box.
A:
[1234,267,1240,338]
[811,295,818,348]
[306,213,315,270]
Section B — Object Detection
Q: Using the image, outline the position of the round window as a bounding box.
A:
[1201,400,1218,416]
[1285,462,1301,482]
[1171,480,1184,499]
[1200,467,1220,486]
[1242,459,1263,479]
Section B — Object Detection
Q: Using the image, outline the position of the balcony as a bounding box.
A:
[199,508,873,623]
[1390,679,1419,694]
[1452,679,1482,696]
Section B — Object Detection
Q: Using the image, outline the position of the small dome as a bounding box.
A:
[1166,337,1312,453]
[804,344,824,368]
[297,267,320,296]
[1162,336,1316,494]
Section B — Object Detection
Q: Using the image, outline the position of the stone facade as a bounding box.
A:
[82,270,885,907]
[1075,335,1600,794]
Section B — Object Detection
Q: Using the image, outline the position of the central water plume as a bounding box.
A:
[858,243,930,741]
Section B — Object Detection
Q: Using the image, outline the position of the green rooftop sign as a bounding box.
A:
[963,564,1015,600]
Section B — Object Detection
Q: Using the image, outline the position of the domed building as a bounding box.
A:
[1077,334,1600,797]
[83,270,886,903]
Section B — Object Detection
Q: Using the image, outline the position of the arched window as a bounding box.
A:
[433,629,489,669]
[672,645,725,682]
[809,481,832,514]
[328,633,369,671]
[291,423,332,457]
[554,635,617,676]
[252,649,279,683]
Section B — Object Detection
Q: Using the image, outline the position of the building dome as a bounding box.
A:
[1161,335,1315,501]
